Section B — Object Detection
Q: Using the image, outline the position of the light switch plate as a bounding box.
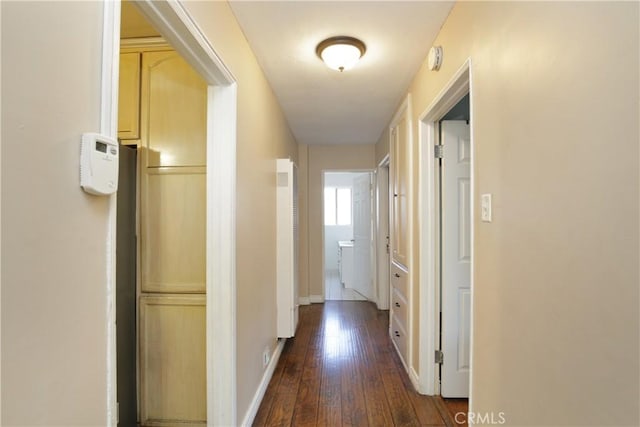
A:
[481,193,492,222]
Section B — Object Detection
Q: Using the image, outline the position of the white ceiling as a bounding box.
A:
[229,1,454,145]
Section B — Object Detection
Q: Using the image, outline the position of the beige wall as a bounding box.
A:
[300,144,376,299]
[182,1,298,420]
[377,1,639,425]
[1,2,109,425]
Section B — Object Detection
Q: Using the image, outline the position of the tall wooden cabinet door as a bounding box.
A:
[391,113,409,268]
[141,50,207,167]
[140,167,206,293]
[118,52,141,141]
[139,295,206,426]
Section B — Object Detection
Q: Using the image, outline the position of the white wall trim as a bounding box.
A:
[101,1,121,424]
[417,59,472,396]
[134,0,235,85]
[104,1,238,425]
[240,339,285,427]
[206,82,238,426]
[375,155,390,310]
[309,295,325,304]
[410,366,421,393]
[298,296,311,306]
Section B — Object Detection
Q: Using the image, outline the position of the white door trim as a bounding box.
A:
[102,1,238,425]
[321,169,375,303]
[101,2,120,424]
[417,59,473,398]
[375,155,391,310]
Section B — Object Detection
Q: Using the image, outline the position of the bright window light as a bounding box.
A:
[336,188,352,225]
[324,187,352,226]
[324,187,336,226]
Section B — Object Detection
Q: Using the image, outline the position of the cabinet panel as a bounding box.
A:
[118,52,141,141]
[391,114,409,268]
[141,167,206,293]
[391,262,408,298]
[390,314,408,365]
[142,50,207,167]
[139,295,206,426]
[339,245,354,288]
[391,287,408,330]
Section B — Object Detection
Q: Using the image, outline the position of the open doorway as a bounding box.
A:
[322,171,374,301]
[417,61,473,413]
[106,1,238,425]
[117,3,209,425]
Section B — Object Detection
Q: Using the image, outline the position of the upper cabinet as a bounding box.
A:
[118,52,141,141]
[391,107,410,269]
[142,51,207,168]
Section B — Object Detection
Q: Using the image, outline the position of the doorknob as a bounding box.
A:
[394,273,400,278]
[395,302,400,308]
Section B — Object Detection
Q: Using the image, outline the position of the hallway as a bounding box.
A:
[254,302,465,426]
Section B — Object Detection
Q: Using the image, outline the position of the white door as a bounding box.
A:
[440,120,471,398]
[353,173,373,300]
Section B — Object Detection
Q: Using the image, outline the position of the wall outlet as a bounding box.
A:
[262,347,270,367]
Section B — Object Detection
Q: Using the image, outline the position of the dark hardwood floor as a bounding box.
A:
[253,301,467,426]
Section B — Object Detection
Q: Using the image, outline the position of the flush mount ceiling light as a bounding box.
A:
[316,36,366,72]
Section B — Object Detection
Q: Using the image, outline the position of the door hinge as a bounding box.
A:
[434,145,444,159]
[435,350,444,364]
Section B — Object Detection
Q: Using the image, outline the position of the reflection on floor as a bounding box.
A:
[253,301,460,426]
[324,269,367,301]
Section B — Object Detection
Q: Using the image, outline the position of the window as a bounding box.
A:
[324,187,352,226]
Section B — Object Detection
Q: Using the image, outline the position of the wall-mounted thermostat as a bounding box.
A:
[80,132,119,196]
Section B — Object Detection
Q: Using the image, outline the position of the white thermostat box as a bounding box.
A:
[80,132,119,196]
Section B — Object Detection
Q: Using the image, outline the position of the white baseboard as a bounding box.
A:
[410,366,422,394]
[298,296,310,306]
[309,294,324,303]
[240,339,285,427]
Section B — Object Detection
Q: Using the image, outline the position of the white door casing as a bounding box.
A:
[376,160,391,310]
[440,120,471,398]
[102,1,238,425]
[353,173,374,300]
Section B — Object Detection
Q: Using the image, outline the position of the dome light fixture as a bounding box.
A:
[316,36,366,72]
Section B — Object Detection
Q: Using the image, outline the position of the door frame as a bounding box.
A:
[417,59,474,399]
[321,169,375,302]
[375,156,391,310]
[101,1,238,425]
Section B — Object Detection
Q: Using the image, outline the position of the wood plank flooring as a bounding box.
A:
[254,301,466,426]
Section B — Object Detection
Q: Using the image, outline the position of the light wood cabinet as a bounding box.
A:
[137,47,208,294]
[139,295,206,426]
[117,52,141,142]
[140,166,206,293]
[141,50,207,167]
[120,41,208,426]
